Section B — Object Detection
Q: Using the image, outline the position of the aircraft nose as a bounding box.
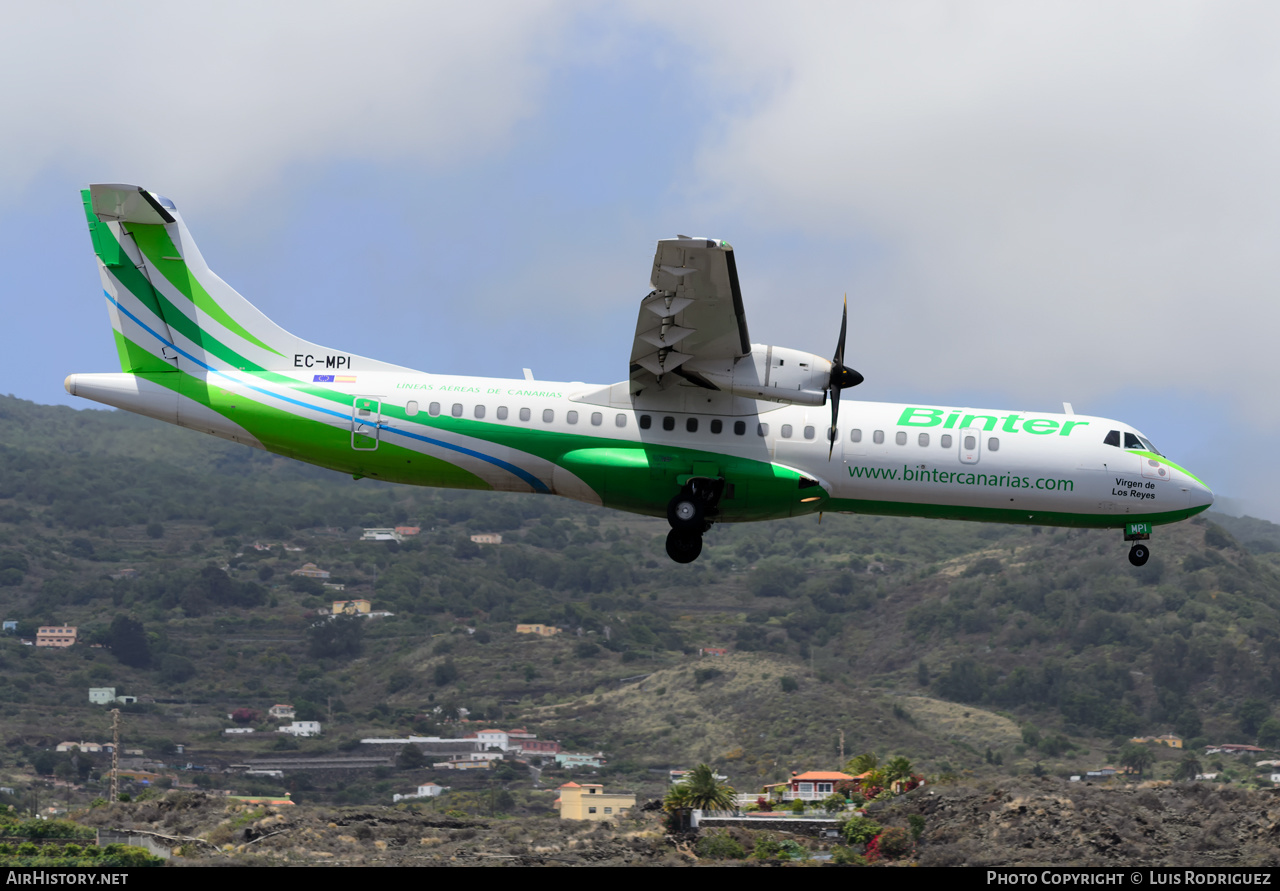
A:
[1187,477,1214,512]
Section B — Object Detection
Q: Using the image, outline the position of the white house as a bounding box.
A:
[472,729,510,751]
[392,783,448,803]
[280,721,322,737]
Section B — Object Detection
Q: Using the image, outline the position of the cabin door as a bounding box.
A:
[352,396,381,451]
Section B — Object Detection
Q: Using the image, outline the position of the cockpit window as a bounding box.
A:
[1104,430,1120,447]
[1137,435,1162,456]
[1124,432,1142,450]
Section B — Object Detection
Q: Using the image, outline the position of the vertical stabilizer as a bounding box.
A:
[84,184,411,377]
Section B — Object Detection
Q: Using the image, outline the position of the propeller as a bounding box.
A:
[828,295,864,459]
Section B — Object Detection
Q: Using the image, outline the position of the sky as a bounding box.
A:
[2,2,1273,517]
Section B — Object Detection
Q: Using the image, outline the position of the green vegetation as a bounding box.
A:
[1,394,1280,812]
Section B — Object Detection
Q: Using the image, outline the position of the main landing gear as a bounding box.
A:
[664,478,723,564]
[1125,522,1152,567]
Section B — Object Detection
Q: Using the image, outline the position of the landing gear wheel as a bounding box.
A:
[1128,543,1150,567]
[667,494,705,531]
[665,529,703,564]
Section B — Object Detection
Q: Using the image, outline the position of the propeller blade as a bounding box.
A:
[834,296,847,367]
[829,386,841,460]
[828,294,863,460]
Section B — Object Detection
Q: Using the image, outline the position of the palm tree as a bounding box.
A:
[884,756,915,785]
[663,764,736,830]
[683,763,736,811]
[844,752,878,775]
[1174,754,1203,782]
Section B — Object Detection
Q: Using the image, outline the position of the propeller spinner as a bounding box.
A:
[828,296,864,459]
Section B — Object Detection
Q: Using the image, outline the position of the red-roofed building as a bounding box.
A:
[763,770,856,802]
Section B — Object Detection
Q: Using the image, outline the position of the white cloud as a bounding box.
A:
[628,2,1280,416]
[2,2,570,208]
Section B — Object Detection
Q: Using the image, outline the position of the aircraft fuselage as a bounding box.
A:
[65,368,1213,531]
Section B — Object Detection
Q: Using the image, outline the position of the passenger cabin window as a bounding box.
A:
[918,433,929,447]
[590,412,602,426]
[710,419,723,434]
[895,431,907,445]
[940,434,952,448]
[757,423,769,437]
[429,402,441,417]
[405,400,419,416]
[615,413,627,428]
[566,410,578,424]
[497,406,508,420]
[1104,430,1121,447]
[781,424,793,438]
[519,407,531,422]
[639,414,652,429]
[964,435,976,450]
[988,437,1000,451]
[804,426,815,440]
[734,421,746,435]
[686,418,698,433]
[827,427,837,442]
[474,405,485,419]
[850,428,862,442]
[662,416,675,431]
[543,409,555,423]
[451,403,463,418]
[873,430,884,444]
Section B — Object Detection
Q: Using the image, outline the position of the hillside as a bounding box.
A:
[0,394,1278,817]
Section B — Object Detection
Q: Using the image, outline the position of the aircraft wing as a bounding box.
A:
[628,237,751,390]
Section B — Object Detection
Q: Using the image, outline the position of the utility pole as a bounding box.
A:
[110,709,120,802]
[839,730,845,765]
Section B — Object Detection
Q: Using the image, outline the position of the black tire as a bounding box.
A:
[667,494,704,531]
[665,529,703,564]
[1129,544,1150,567]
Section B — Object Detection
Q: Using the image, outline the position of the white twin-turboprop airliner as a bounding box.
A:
[66,184,1213,564]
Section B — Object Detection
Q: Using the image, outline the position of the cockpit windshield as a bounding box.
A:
[1105,429,1164,456]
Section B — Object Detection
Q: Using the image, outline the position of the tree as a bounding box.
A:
[664,763,736,829]
[307,615,364,659]
[397,745,427,770]
[883,756,914,785]
[1258,718,1280,749]
[844,752,878,775]
[1174,754,1202,782]
[109,615,150,668]
[681,763,736,810]
[1237,699,1271,738]
[1119,743,1155,777]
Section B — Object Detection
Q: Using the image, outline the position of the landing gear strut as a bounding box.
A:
[664,478,724,563]
[1124,522,1152,567]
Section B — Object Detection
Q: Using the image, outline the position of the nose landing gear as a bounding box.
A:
[664,478,723,563]
[1128,543,1150,567]
[1125,521,1152,567]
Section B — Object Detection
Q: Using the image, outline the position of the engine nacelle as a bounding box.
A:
[684,344,832,406]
